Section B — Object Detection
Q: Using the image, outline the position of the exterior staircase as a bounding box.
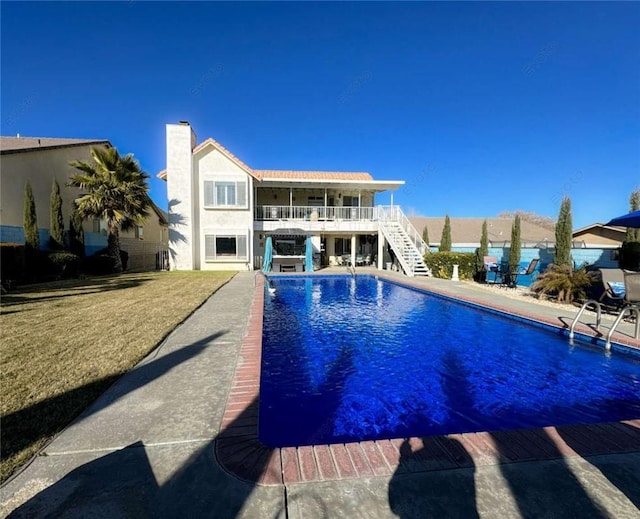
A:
[377,206,430,277]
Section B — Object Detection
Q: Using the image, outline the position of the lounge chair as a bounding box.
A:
[604,272,640,347]
[598,268,626,306]
[511,258,540,287]
[483,256,500,284]
[491,258,539,288]
[624,272,640,304]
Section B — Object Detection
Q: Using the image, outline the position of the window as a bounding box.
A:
[135,226,144,239]
[335,238,350,256]
[204,180,247,208]
[343,195,359,207]
[204,234,248,261]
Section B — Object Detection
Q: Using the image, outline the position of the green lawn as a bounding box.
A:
[0,270,235,482]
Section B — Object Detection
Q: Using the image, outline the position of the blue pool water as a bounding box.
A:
[259,275,640,447]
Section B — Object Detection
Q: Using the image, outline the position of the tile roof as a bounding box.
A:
[409,217,555,245]
[157,136,374,182]
[256,170,373,181]
[0,136,110,154]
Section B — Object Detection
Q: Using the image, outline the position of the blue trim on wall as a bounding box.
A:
[0,225,108,256]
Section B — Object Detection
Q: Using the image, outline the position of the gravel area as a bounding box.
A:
[468,281,630,322]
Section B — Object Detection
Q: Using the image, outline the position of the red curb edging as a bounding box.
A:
[215,272,640,486]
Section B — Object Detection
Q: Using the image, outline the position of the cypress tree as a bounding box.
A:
[439,215,452,252]
[49,179,64,250]
[69,201,85,257]
[480,219,489,258]
[422,225,429,246]
[625,189,640,243]
[23,181,39,251]
[555,196,573,267]
[508,215,521,275]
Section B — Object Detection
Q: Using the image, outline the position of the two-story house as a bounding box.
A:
[0,136,169,270]
[160,122,429,276]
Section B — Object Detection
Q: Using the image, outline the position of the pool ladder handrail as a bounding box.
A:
[570,299,640,350]
[605,304,640,350]
[569,299,602,343]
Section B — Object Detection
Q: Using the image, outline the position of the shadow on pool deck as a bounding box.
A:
[6,401,278,518]
[388,436,479,519]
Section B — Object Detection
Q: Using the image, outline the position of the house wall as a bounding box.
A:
[0,144,109,237]
[573,229,624,247]
[194,144,254,271]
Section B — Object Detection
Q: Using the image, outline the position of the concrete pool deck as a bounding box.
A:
[2,271,639,518]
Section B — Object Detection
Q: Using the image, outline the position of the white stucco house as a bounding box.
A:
[160,122,429,276]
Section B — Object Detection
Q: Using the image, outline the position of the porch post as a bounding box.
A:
[324,188,327,219]
[289,187,293,218]
[351,234,357,267]
[378,230,384,270]
[358,190,361,219]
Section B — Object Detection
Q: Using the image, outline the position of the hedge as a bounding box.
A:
[1,243,27,286]
[424,251,476,280]
[45,252,81,279]
[619,242,640,271]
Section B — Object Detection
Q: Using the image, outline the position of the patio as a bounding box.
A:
[2,271,638,518]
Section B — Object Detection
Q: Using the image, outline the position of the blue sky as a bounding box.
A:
[2,1,639,229]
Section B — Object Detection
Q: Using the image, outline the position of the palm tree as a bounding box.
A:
[69,146,150,273]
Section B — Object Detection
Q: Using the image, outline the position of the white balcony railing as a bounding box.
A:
[255,205,376,221]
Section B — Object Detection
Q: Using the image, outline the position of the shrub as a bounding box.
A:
[473,248,486,282]
[424,252,476,280]
[92,248,129,272]
[555,197,573,267]
[508,215,521,273]
[530,264,596,304]
[49,179,64,250]
[45,252,80,279]
[439,215,452,252]
[83,254,116,275]
[619,241,640,272]
[23,181,39,252]
[0,243,27,287]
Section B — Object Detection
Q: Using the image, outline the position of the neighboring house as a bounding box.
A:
[572,223,625,248]
[160,122,430,275]
[0,136,168,269]
[409,217,556,250]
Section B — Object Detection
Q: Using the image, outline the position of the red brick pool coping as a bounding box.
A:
[215,273,640,486]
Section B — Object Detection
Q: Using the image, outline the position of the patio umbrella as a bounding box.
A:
[606,210,640,228]
[305,236,314,272]
[262,236,273,272]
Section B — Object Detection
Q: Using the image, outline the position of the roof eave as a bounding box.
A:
[257,178,405,191]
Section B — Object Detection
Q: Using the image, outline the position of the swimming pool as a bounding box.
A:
[259,275,640,448]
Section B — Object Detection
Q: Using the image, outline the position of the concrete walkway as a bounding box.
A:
[2,271,639,518]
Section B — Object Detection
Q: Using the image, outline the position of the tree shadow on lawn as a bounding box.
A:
[1,331,228,481]
[0,275,154,307]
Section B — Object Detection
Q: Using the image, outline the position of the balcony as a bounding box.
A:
[254,205,379,233]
